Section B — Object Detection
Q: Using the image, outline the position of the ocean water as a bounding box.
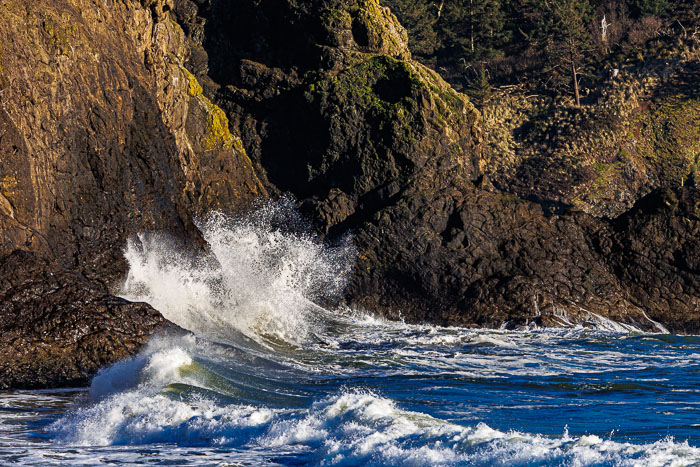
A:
[1,204,699,466]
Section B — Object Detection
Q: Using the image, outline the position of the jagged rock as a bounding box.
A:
[603,186,700,333]
[184,0,481,232]
[347,182,699,332]
[179,0,699,332]
[0,250,171,389]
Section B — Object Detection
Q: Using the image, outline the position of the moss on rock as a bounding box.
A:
[183,68,203,97]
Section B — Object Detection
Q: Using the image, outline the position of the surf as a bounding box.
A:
[3,201,699,466]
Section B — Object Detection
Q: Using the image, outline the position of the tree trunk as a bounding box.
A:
[569,39,580,106]
[572,60,580,106]
[470,0,475,52]
[437,0,445,19]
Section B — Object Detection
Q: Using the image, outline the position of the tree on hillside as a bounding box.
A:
[440,0,508,62]
[632,0,668,17]
[382,0,440,60]
[524,0,595,106]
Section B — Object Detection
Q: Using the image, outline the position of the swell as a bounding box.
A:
[42,201,700,465]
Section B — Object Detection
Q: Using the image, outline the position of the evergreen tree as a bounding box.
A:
[440,0,508,62]
[382,0,440,60]
[632,0,668,17]
[525,0,594,105]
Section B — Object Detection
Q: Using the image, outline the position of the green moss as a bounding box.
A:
[499,192,523,204]
[41,19,54,36]
[326,55,420,116]
[321,8,352,31]
[593,162,609,174]
[0,174,18,200]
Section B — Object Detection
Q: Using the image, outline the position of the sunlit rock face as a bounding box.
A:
[0,0,265,281]
[0,0,698,389]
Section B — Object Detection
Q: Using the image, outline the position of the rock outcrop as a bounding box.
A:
[0,0,264,388]
[0,0,266,282]
[0,250,169,389]
[0,0,698,388]
[603,186,700,333]
[348,182,698,333]
[176,0,698,332]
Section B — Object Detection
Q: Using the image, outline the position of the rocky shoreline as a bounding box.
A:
[0,0,698,388]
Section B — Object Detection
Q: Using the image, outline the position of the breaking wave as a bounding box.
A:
[24,201,700,465]
[119,200,353,344]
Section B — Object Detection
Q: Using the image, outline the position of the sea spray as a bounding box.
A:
[120,199,354,344]
[31,203,700,466]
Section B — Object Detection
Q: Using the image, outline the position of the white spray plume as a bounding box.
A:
[119,199,354,344]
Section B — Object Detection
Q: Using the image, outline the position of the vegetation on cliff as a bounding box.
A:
[383,0,699,217]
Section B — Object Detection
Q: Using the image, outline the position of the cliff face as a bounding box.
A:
[0,0,265,282]
[0,0,698,388]
[0,0,264,387]
[174,0,481,226]
[174,0,698,332]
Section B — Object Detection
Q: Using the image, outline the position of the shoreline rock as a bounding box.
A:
[0,251,175,389]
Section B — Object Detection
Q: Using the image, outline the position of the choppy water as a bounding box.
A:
[2,204,699,466]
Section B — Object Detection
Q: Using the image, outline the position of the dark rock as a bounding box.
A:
[346,181,643,330]
[0,250,172,389]
[158,0,700,334]
[603,186,700,333]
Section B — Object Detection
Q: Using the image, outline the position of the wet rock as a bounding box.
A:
[0,251,171,389]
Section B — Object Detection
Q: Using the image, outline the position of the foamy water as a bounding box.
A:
[2,203,700,466]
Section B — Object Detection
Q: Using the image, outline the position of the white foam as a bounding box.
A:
[89,335,197,399]
[56,385,700,465]
[119,200,353,344]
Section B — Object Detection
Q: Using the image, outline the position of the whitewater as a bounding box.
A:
[1,202,699,466]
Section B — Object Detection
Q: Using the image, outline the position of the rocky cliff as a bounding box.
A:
[0,0,698,388]
[0,0,264,387]
[173,0,698,332]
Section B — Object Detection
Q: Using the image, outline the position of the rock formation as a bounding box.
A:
[0,250,169,389]
[0,0,697,388]
[0,0,264,387]
[175,0,699,332]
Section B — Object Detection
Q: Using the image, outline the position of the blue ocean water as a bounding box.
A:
[1,206,698,466]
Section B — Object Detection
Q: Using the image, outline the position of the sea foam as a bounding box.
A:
[52,384,700,466]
